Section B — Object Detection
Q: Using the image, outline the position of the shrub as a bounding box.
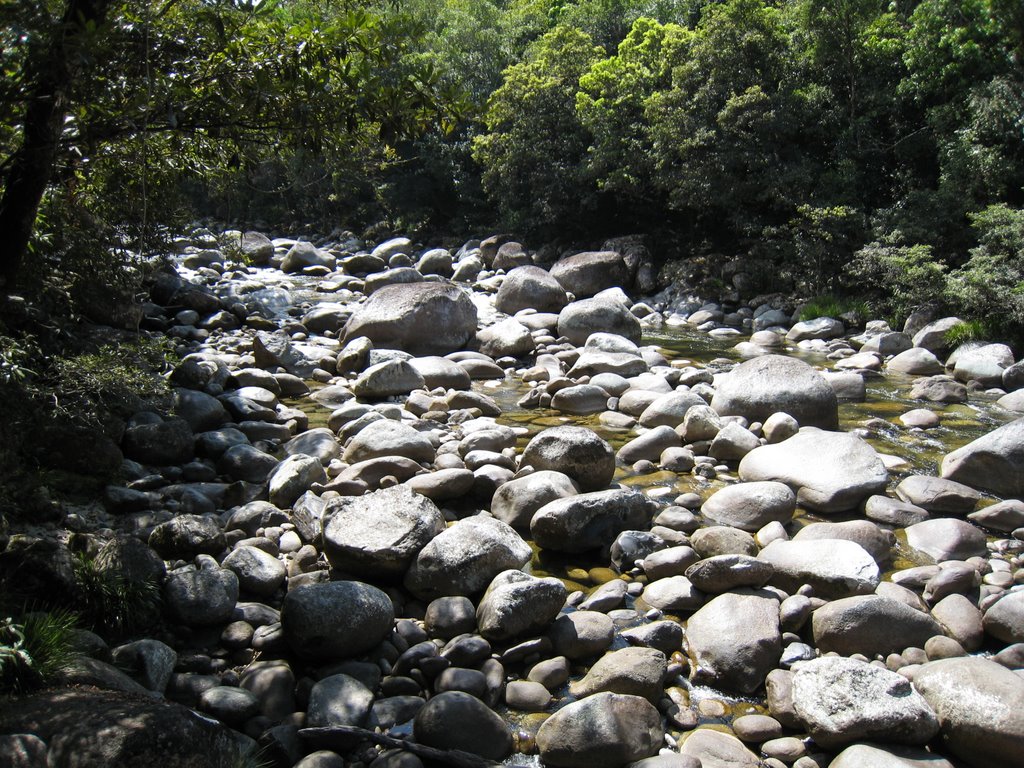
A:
[0,609,79,693]
[72,553,161,639]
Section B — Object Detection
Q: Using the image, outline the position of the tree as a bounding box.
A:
[472,24,605,235]
[0,0,461,288]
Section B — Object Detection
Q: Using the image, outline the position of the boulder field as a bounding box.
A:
[3,230,1024,768]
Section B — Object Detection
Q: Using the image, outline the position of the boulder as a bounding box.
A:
[757,539,880,598]
[912,317,964,354]
[678,729,760,768]
[404,515,531,599]
[342,283,477,356]
[550,251,630,298]
[791,656,939,748]
[163,567,239,626]
[811,595,945,657]
[476,570,567,641]
[904,518,988,562]
[352,359,426,398]
[281,241,335,273]
[476,318,534,358]
[531,489,659,554]
[490,470,580,530]
[569,647,667,703]
[122,418,194,466]
[984,590,1024,644]
[739,427,888,513]
[700,481,796,531]
[520,426,615,492]
[413,691,512,761]
[913,657,1024,768]
[268,455,327,508]
[494,266,568,314]
[536,692,663,768]
[322,485,446,580]
[306,674,375,728]
[791,520,895,563]
[281,581,394,661]
[710,355,839,430]
[686,591,782,694]
[886,347,945,376]
[342,419,436,465]
[0,688,243,768]
[940,417,1024,498]
[557,298,642,346]
[828,744,955,768]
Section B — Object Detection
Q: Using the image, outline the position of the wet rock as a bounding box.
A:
[536,692,663,768]
[913,657,1024,768]
[404,515,531,599]
[711,355,838,430]
[739,428,888,513]
[519,426,615,492]
[687,591,781,694]
[281,581,394,661]
[791,656,938,748]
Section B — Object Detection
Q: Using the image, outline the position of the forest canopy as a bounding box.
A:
[2,0,1023,333]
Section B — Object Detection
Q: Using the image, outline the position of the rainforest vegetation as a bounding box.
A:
[2,0,1023,330]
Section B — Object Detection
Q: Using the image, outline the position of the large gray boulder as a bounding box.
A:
[569,647,667,703]
[686,591,781,694]
[352,359,426,398]
[757,539,879,598]
[0,688,243,768]
[678,729,761,768]
[557,298,642,346]
[520,426,615,492]
[791,657,939,748]
[710,355,839,429]
[322,485,445,580]
[811,595,944,657]
[940,417,1024,498]
[531,489,659,554]
[403,515,531,599]
[550,251,631,298]
[912,657,1024,768]
[490,470,580,529]
[413,691,513,761]
[476,570,567,641]
[342,419,436,465]
[904,518,988,562]
[342,283,477,356]
[738,428,888,513]
[829,744,955,768]
[494,265,568,314]
[700,481,796,531]
[281,581,394,661]
[536,692,663,768]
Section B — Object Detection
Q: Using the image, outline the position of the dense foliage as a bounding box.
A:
[2,0,1024,333]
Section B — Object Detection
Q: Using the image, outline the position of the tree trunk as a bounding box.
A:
[0,0,112,288]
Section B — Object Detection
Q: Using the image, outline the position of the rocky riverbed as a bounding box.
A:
[2,229,1024,768]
